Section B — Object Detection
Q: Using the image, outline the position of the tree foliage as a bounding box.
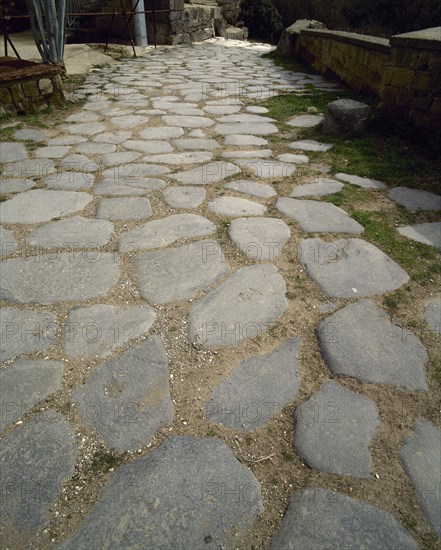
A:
[241,0,283,43]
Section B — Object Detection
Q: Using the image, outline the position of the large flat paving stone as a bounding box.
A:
[224,134,268,146]
[277,153,309,164]
[95,178,165,196]
[14,128,47,142]
[93,130,132,144]
[141,151,213,165]
[228,217,290,260]
[290,178,343,197]
[335,172,387,189]
[73,336,173,451]
[294,380,379,477]
[0,190,92,224]
[0,227,16,257]
[76,142,116,154]
[27,216,114,248]
[172,138,220,150]
[189,264,287,348]
[298,238,409,297]
[119,213,216,251]
[288,139,333,152]
[217,114,275,123]
[206,339,301,431]
[215,122,278,135]
[110,114,149,128]
[65,122,106,135]
[162,186,206,208]
[0,360,64,431]
[59,436,263,549]
[425,298,440,333]
[102,163,170,181]
[101,151,141,166]
[224,179,276,198]
[286,114,323,127]
[1,252,120,304]
[139,126,184,139]
[171,161,240,185]
[96,197,152,220]
[0,142,28,163]
[400,419,441,537]
[269,489,418,550]
[2,158,55,180]
[44,171,94,190]
[208,196,266,217]
[388,187,441,211]
[134,240,228,304]
[236,159,296,179]
[0,307,57,361]
[34,145,70,159]
[0,411,77,543]
[276,197,363,234]
[64,304,156,358]
[162,115,214,128]
[122,139,174,154]
[317,300,428,390]
[0,177,36,193]
[398,222,441,248]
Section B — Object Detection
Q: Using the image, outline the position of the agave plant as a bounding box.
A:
[25,0,67,67]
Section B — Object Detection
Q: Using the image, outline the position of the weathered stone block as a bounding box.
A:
[323,99,370,135]
[21,80,40,97]
[390,67,415,88]
[10,84,24,103]
[38,78,53,94]
[0,86,13,105]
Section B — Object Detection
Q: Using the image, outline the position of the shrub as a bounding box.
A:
[241,0,283,43]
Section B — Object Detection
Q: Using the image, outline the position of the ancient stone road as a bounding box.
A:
[0,39,440,548]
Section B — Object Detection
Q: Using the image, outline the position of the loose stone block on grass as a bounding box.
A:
[134,240,228,304]
[162,186,206,209]
[294,380,379,477]
[1,252,120,304]
[59,436,263,549]
[96,197,152,221]
[299,238,409,297]
[276,197,363,234]
[388,187,441,211]
[27,216,114,248]
[73,336,173,451]
[189,264,287,348]
[64,304,156,358]
[400,419,441,537]
[0,360,64,431]
[228,217,290,260]
[317,300,428,390]
[208,196,266,217]
[290,178,343,197]
[0,190,92,224]
[206,339,301,431]
[269,489,418,550]
[0,411,77,543]
[398,222,441,248]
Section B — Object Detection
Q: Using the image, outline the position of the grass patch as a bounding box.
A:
[382,289,407,314]
[322,184,371,209]
[262,90,341,122]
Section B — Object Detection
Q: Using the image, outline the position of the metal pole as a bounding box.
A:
[131,0,147,46]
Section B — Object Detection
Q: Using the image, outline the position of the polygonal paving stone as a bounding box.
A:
[96,197,152,221]
[276,197,363,234]
[110,114,149,128]
[65,111,101,122]
[95,179,165,196]
[204,104,241,114]
[65,122,106,135]
[224,179,276,198]
[223,149,272,159]
[317,300,428,390]
[388,187,441,211]
[228,217,290,260]
[1,252,120,304]
[102,163,170,181]
[269,489,418,550]
[224,134,268,146]
[44,171,95,190]
[64,304,156,358]
[171,161,240,185]
[27,216,114,248]
[0,411,77,544]
[299,238,409,297]
[134,240,228,304]
[425,298,440,334]
[48,135,87,145]
[1,158,56,180]
[76,142,116,154]
[236,159,296,179]
[0,190,92,224]
[0,142,28,163]
[290,178,343,197]
[277,153,309,164]
[162,115,214,128]
[0,307,57,362]
[206,339,301,431]
[294,380,379,477]
[0,227,16,257]
[122,139,173,154]
[286,114,323,127]
[59,436,263,549]
[0,360,64,431]
[217,114,275,123]
[101,151,141,166]
[400,419,441,537]
[215,122,278,135]
[189,264,287,348]
[246,106,269,114]
[209,196,266,217]
[34,146,70,159]
[14,128,47,142]
[0,177,36,193]
[139,126,184,139]
[172,138,220,150]
[119,213,216,251]
[93,131,132,144]
[187,129,205,138]
[142,151,213,165]
[398,222,441,248]
[162,186,206,208]
[288,139,333,152]
[334,172,387,189]
[73,335,173,451]
[61,154,99,172]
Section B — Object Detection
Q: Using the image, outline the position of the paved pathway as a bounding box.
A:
[0,39,440,548]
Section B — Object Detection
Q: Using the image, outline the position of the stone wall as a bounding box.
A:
[277,22,441,130]
[0,58,64,116]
